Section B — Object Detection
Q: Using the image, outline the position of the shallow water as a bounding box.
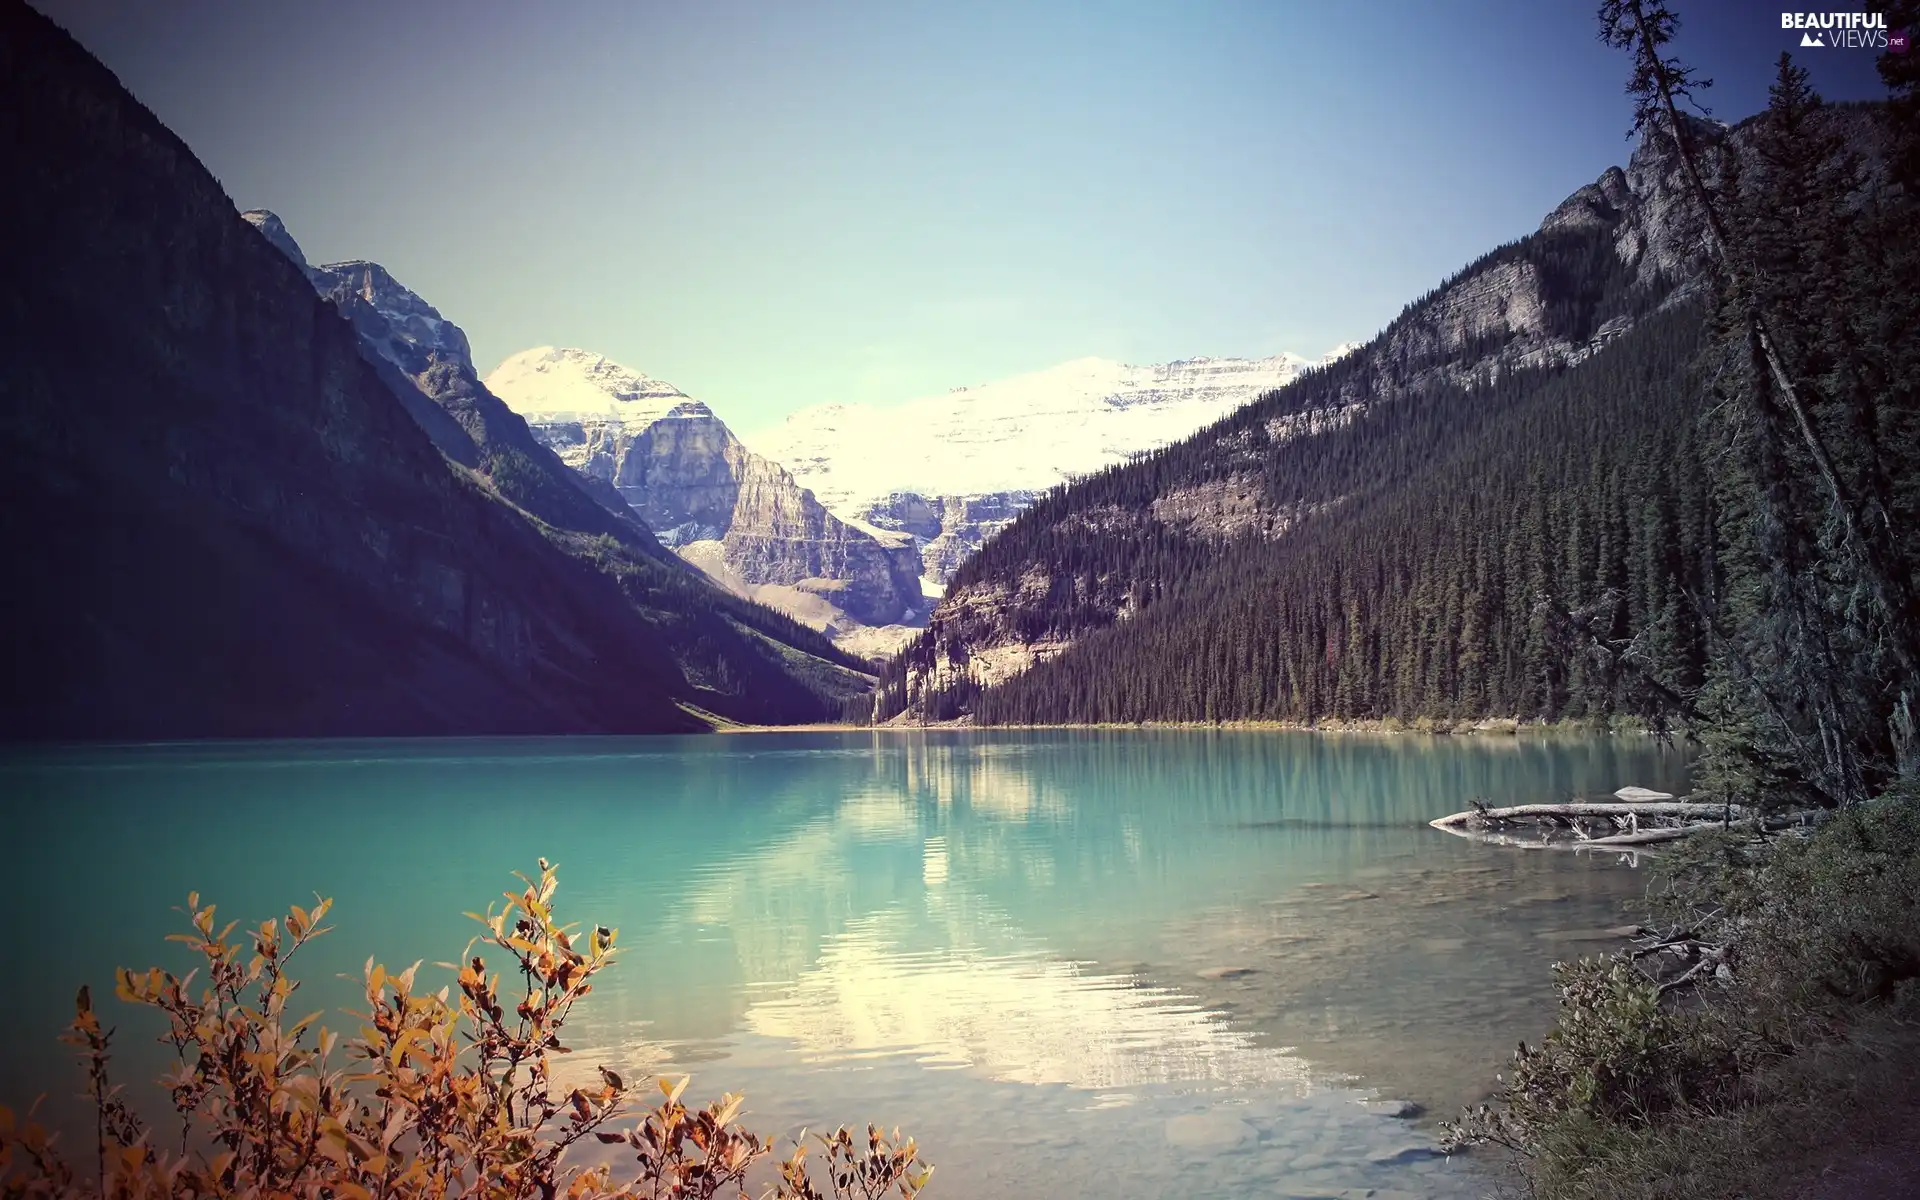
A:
[1,729,1689,1198]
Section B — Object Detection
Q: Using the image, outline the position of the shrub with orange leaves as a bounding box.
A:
[0,860,931,1200]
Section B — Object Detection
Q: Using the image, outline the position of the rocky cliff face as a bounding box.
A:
[486,348,926,647]
[240,209,482,465]
[886,109,1875,718]
[310,259,474,369]
[859,491,1038,583]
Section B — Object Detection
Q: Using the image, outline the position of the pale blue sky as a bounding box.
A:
[40,0,1892,427]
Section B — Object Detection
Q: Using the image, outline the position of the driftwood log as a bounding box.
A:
[1430,801,1741,830]
[1429,797,1755,851]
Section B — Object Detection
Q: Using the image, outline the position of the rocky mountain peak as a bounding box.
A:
[662,399,717,421]
[1540,165,1633,236]
[308,259,474,373]
[1542,114,1736,288]
[488,348,927,644]
[887,103,1887,721]
[239,209,309,270]
[486,346,691,423]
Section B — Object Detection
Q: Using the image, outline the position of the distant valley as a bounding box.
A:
[225,209,1359,661]
[481,347,1355,657]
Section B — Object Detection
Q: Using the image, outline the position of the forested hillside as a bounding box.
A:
[876,95,1894,736]
[954,306,1712,725]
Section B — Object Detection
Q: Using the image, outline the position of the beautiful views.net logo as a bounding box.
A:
[1781,11,1893,48]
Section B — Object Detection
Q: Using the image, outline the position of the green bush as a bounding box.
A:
[1444,788,1920,1198]
[1714,785,1920,1021]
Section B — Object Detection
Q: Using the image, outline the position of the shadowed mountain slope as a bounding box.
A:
[0,0,863,738]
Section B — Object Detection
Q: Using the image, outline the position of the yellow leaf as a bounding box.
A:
[390,1029,419,1066]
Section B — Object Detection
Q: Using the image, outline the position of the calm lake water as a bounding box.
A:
[2,730,1690,1199]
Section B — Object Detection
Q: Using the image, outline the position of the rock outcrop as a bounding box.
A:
[859,491,1037,584]
[487,348,927,648]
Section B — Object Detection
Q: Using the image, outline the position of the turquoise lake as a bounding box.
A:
[1,730,1692,1198]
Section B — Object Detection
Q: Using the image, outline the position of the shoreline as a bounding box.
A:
[714,715,1672,737]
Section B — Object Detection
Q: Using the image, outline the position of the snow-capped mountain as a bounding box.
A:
[749,347,1353,586]
[484,346,692,423]
[487,348,927,654]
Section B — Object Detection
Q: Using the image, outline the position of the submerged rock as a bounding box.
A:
[1359,1099,1425,1119]
[1164,1113,1256,1149]
[1369,1143,1444,1165]
[1197,966,1260,980]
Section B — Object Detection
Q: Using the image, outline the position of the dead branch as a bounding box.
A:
[1429,802,1740,831]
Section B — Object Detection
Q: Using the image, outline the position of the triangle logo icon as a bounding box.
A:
[1800,30,1825,46]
